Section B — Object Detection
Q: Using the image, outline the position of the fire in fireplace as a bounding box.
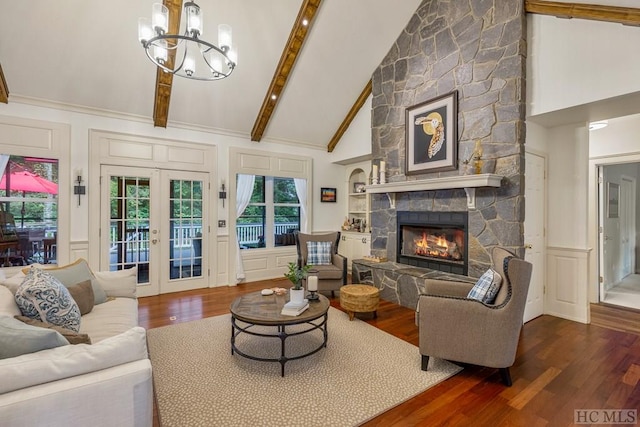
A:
[396,211,468,275]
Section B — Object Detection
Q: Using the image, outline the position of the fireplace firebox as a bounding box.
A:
[396,211,468,275]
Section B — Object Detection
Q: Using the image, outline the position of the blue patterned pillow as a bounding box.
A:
[14,268,82,333]
[467,268,503,304]
[306,241,332,265]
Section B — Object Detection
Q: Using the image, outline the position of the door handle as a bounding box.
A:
[152,239,158,244]
[524,244,532,249]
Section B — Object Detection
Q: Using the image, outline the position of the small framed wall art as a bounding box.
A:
[320,187,337,202]
[405,91,458,175]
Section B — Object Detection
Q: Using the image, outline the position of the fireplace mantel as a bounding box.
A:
[364,174,503,209]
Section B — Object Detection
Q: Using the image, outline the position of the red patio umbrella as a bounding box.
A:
[0,169,58,228]
[0,170,58,195]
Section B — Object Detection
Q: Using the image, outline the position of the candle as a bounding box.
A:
[372,164,378,178]
[380,160,386,172]
[307,276,318,292]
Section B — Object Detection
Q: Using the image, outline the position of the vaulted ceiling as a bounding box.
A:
[0,0,638,152]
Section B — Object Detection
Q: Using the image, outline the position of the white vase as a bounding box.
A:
[289,287,305,304]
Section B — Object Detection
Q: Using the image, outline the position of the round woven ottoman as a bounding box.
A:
[340,284,380,321]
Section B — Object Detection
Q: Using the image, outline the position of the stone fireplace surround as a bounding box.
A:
[365,0,527,311]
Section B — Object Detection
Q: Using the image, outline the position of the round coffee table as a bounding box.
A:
[230,290,330,376]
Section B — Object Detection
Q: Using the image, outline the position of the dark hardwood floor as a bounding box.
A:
[139,278,640,427]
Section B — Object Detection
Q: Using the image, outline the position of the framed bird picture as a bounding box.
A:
[405,91,458,175]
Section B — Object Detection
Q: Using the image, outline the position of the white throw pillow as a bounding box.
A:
[94,266,138,299]
[15,268,82,332]
[27,259,108,305]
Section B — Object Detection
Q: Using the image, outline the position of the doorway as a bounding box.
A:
[524,151,546,322]
[100,165,210,297]
[599,164,639,310]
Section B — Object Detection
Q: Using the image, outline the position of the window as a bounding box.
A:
[236,176,302,249]
[0,155,58,266]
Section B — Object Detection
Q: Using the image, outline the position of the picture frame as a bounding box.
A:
[353,182,366,193]
[320,187,337,203]
[607,182,619,218]
[405,91,458,175]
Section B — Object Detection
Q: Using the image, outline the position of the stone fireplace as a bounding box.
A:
[396,211,468,275]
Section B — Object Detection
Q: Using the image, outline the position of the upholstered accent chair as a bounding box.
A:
[294,231,347,297]
[417,247,533,386]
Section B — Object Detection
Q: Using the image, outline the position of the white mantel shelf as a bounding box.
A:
[364,174,503,209]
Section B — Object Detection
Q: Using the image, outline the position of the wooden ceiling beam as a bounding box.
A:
[153,0,182,128]
[0,63,8,104]
[251,0,322,142]
[525,0,640,26]
[327,80,372,153]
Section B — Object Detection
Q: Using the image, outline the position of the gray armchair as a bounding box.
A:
[294,231,347,297]
[417,247,533,386]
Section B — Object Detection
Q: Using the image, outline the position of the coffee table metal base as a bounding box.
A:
[230,313,328,377]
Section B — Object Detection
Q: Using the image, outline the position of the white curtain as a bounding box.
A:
[0,155,10,182]
[235,174,255,283]
[294,178,308,232]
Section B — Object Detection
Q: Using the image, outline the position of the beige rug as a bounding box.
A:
[146,307,461,427]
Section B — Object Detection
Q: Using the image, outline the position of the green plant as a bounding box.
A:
[284,262,310,290]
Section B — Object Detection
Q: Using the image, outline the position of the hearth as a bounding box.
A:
[396,211,468,275]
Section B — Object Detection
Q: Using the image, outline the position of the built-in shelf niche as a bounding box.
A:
[364,174,503,209]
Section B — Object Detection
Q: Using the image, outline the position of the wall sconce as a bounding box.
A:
[73,169,86,206]
[219,181,227,208]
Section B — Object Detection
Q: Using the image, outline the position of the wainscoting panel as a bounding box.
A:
[546,247,590,324]
[240,250,298,283]
[216,236,229,286]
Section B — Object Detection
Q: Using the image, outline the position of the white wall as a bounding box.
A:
[546,123,590,248]
[589,113,640,158]
[329,95,373,164]
[527,14,640,118]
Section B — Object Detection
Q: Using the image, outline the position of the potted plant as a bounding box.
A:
[284,262,310,303]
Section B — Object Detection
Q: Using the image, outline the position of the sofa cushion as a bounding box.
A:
[0,284,21,317]
[27,259,108,305]
[80,297,139,343]
[467,268,502,304]
[0,326,148,394]
[15,268,82,333]
[94,266,138,299]
[306,241,333,265]
[0,270,26,294]
[0,315,69,359]
[67,279,95,315]
[14,315,91,345]
[311,263,343,280]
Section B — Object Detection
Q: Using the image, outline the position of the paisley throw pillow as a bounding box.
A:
[15,268,81,333]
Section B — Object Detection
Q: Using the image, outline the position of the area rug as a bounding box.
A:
[146,307,461,427]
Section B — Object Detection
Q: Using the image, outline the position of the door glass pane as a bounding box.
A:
[109,176,150,283]
[169,179,203,280]
[0,155,58,267]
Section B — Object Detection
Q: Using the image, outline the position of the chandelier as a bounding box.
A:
[138,2,237,81]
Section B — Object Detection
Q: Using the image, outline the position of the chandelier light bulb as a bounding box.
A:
[154,39,168,65]
[211,56,222,74]
[152,3,169,34]
[184,52,196,77]
[227,47,238,66]
[138,18,153,43]
[185,2,202,37]
[218,24,232,51]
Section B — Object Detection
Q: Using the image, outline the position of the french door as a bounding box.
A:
[100,166,210,296]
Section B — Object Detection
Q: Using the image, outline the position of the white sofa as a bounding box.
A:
[0,265,152,427]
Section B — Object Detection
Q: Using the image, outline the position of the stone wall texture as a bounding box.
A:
[370,0,527,278]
